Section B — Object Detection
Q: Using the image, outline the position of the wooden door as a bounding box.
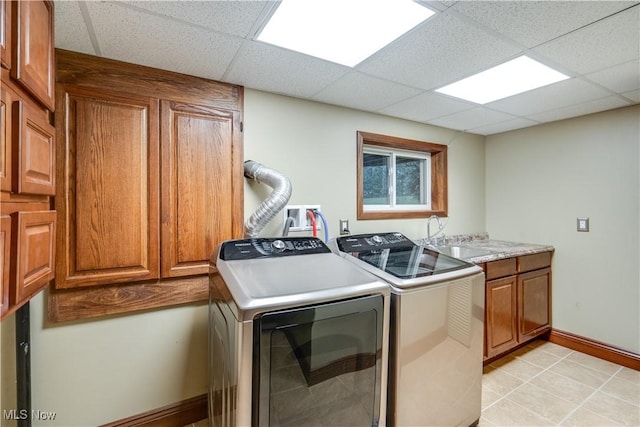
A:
[0,83,11,191]
[160,100,237,278]
[11,0,54,110]
[0,215,11,315]
[0,0,11,69]
[485,275,518,358]
[13,99,55,195]
[56,85,160,288]
[518,267,551,341]
[13,209,55,304]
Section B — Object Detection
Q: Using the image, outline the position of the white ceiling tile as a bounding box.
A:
[86,1,243,80]
[225,41,349,98]
[54,1,96,55]
[53,1,639,135]
[526,96,632,123]
[357,13,522,90]
[117,1,275,37]
[380,92,474,122]
[451,1,635,48]
[488,78,613,116]
[428,107,516,131]
[585,60,640,93]
[533,7,640,74]
[312,73,422,112]
[467,117,541,136]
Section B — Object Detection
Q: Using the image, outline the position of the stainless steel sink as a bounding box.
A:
[436,245,495,260]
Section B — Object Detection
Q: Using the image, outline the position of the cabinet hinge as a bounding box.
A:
[240,122,244,132]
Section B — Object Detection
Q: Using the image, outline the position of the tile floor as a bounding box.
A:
[188,340,639,427]
[481,340,640,426]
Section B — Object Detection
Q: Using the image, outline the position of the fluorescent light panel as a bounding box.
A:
[436,56,570,104]
[257,0,434,67]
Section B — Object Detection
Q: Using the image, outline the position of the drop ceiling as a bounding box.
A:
[54,0,640,136]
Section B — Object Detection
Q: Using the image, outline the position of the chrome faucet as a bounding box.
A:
[427,214,444,244]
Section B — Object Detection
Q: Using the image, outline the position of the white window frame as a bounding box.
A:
[362,146,431,212]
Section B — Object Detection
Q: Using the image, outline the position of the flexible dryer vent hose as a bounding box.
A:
[243,160,293,238]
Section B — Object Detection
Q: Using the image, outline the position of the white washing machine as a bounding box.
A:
[330,232,485,427]
[209,237,390,427]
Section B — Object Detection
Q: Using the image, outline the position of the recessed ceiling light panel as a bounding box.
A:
[256,0,435,67]
[435,56,570,104]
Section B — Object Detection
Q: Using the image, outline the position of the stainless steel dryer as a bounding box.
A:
[209,237,390,427]
[330,232,485,427]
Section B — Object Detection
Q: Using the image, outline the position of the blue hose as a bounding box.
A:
[314,210,330,242]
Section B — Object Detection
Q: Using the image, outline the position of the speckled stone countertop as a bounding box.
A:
[415,233,555,264]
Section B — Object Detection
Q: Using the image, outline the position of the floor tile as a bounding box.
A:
[481,397,554,426]
[601,376,640,406]
[488,356,545,382]
[615,367,640,385]
[481,367,524,395]
[561,406,623,426]
[507,382,579,424]
[549,359,611,388]
[512,345,564,369]
[528,369,596,405]
[566,351,624,376]
[581,390,640,426]
[481,387,502,410]
[534,341,574,357]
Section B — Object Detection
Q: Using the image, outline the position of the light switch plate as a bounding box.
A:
[577,217,589,232]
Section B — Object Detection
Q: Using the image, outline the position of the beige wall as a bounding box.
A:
[19,90,486,426]
[243,89,486,239]
[485,105,640,353]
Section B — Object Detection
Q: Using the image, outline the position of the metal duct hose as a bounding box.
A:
[244,160,292,238]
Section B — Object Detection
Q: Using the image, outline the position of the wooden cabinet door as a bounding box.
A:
[0,0,11,69]
[485,275,518,358]
[160,100,237,278]
[518,267,551,342]
[56,86,160,288]
[11,0,54,110]
[0,83,11,191]
[13,99,55,195]
[13,210,55,304]
[0,215,11,315]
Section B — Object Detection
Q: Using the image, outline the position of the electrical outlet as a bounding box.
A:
[283,205,322,232]
[577,217,589,232]
[339,219,350,235]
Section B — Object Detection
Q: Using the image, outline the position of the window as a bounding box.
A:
[363,148,430,210]
[357,131,447,220]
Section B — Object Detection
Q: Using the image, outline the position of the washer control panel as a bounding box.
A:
[220,237,331,260]
[336,232,411,253]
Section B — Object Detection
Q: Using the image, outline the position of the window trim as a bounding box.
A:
[357,131,448,220]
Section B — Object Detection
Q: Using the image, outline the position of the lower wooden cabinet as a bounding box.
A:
[518,267,551,342]
[484,251,552,361]
[485,275,518,358]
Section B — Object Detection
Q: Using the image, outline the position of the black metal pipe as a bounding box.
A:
[16,302,31,427]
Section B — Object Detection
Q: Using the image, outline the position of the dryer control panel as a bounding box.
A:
[220,237,331,260]
[336,232,411,253]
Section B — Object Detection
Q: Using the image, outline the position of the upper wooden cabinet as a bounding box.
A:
[56,86,160,288]
[0,215,11,316]
[52,50,244,321]
[11,0,55,111]
[1,0,56,321]
[160,100,236,278]
[1,0,11,70]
